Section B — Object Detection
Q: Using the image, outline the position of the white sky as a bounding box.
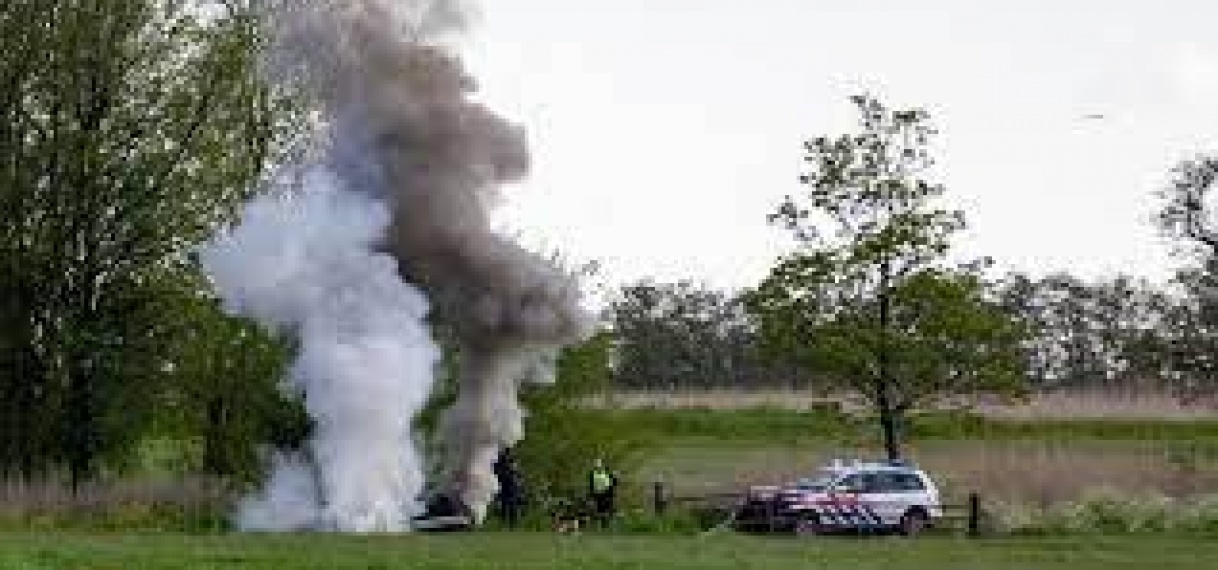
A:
[462,0,1218,292]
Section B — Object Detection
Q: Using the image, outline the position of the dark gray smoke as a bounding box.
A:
[255,0,593,523]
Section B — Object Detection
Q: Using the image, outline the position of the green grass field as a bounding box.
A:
[2,532,1216,570]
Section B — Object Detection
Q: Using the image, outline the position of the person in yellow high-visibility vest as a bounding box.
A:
[588,457,618,527]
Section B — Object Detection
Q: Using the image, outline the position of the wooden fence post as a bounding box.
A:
[653,481,668,516]
[967,492,981,538]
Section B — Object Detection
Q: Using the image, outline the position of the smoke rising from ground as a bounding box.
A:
[202,0,592,529]
[202,170,440,531]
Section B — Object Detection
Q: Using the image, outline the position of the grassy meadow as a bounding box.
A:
[3,533,1218,570]
[637,438,1218,503]
[581,389,1218,531]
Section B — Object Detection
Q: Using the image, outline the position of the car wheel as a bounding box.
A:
[899,509,928,537]
[794,516,822,536]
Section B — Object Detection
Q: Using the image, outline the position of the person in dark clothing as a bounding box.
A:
[588,457,618,527]
[493,447,526,528]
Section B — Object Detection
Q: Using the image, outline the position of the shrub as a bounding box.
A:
[1178,495,1218,533]
[516,333,654,511]
[991,488,1218,536]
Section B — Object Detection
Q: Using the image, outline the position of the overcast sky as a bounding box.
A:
[461,0,1218,292]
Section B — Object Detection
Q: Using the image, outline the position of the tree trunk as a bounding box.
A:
[15,343,48,481]
[202,396,228,476]
[66,357,97,492]
[877,262,901,463]
[15,368,37,481]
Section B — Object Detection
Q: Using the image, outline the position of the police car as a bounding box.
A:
[735,459,942,536]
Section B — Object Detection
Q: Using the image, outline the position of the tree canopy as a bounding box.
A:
[748,94,1026,460]
[0,0,299,484]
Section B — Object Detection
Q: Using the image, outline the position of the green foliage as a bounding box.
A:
[516,331,654,509]
[147,294,308,483]
[0,0,301,481]
[993,272,1186,393]
[1153,156,1218,400]
[1157,155,1218,257]
[129,437,205,478]
[605,280,796,391]
[1156,259,1218,401]
[750,93,1027,459]
[754,269,1026,408]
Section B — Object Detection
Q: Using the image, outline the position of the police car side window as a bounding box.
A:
[893,473,925,491]
[870,472,924,492]
[871,473,899,492]
[836,474,866,491]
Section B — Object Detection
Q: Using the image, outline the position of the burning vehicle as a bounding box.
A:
[412,494,475,532]
[734,459,942,536]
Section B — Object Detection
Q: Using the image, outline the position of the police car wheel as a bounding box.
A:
[899,509,928,537]
[794,517,821,536]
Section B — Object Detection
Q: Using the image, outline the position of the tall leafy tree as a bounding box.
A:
[1158,156,1218,256]
[1155,156,1218,400]
[749,94,1025,461]
[0,0,298,484]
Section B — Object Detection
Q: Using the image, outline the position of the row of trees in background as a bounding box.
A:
[992,272,1203,398]
[607,271,1217,398]
[606,281,797,390]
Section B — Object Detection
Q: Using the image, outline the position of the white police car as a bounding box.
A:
[735,459,942,536]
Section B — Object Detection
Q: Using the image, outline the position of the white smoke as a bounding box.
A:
[201,170,439,531]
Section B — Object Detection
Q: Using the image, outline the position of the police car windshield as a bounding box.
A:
[793,470,840,491]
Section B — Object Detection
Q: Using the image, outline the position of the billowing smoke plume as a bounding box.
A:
[200,0,592,530]
[202,173,439,531]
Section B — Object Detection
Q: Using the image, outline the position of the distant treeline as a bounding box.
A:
[603,270,1217,401]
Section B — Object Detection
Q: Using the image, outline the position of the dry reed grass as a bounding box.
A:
[0,476,231,520]
[593,388,1217,420]
[971,390,1215,421]
[913,441,1218,504]
[591,389,847,412]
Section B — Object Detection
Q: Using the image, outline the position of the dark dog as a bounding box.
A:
[552,515,582,534]
[549,501,590,534]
